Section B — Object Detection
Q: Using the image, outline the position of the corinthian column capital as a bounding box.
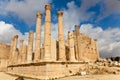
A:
[36,12,42,18]
[58,11,63,16]
[45,4,52,10]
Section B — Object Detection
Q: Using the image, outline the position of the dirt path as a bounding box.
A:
[0,72,33,80]
[56,74,120,80]
[0,72,17,80]
[0,72,120,80]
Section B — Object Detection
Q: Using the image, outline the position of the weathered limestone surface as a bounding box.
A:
[34,12,42,62]
[40,44,44,60]
[51,38,57,61]
[21,45,27,63]
[18,39,24,63]
[73,32,99,61]
[44,4,52,60]
[11,35,18,64]
[7,62,87,79]
[9,38,14,63]
[75,25,81,61]
[68,31,76,61]
[13,48,19,64]
[27,31,34,62]
[58,11,66,61]
[0,43,10,71]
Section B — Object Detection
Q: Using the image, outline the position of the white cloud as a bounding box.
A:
[97,0,120,21]
[0,21,22,44]
[50,0,99,39]
[80,24,120,58]
[57,1,95,39]
[0,21,29,48]
[0,0,52,26]
[49,1,120,58]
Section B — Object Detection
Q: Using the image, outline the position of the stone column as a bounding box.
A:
[58,11,66,61]
[9,37,14,65]
[22,45,27,63]
[34,12,42,62]
[51,38,57,61]
[73,33,79,60]
[13,35,18,52]
[19,39,24,62]
[44,4,52,60]
[94,39,99,59]
[68,31,76,61]
[27,30,34,62]
[20,39,24,54]
[11,35,18,64]
[14,48,19,64]
[75,25,82,61]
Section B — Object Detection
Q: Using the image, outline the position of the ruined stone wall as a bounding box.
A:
[77,33,99,61]
[0,43,10,71]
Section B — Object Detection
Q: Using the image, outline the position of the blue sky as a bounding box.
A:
[0,0,120,57]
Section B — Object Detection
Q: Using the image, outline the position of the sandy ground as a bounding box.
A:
[56,74,120,80]
[0,72,17,80]
[0,72,120,80]
[0,72,32,80]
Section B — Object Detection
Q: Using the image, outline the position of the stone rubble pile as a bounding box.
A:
[78,58,120,75]
[86,58,120,75]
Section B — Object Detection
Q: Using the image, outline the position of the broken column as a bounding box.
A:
[75,25,82,61]
[34,12,42,62]
[58,11,66,61]
[22,45,27,63]
[27,30,34,62]
[44,4,52,60]
[68,31,76,61]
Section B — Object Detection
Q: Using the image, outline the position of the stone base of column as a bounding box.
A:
[43,57,52,61]
[58,58,66,62]
[27,54,33,63]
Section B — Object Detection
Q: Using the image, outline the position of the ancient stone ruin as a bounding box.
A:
[0,4,100,79]
[0,43,10,71]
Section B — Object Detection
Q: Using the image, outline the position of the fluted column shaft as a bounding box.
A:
[58,11,66,61]
[35,12,42,61]
[68,31,76,61]
[27,31,34,62]
[44,4,52,60]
